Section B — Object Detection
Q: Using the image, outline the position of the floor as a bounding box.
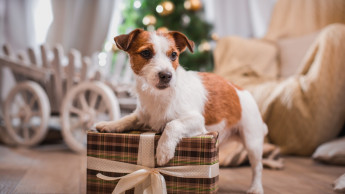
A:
[1,138,344,194]
[218,157,343,194]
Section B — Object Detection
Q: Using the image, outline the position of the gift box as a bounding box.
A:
[87,131,219,194]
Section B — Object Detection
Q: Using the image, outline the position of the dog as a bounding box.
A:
[96,29,267,194]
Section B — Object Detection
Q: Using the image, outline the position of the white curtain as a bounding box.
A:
[0,0,51,112]
[0,0,38,50]
[204,0,277,38]
[46,0,116,56]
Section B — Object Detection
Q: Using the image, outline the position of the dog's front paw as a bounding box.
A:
[156,141,175,166]
[95,121,116,132]
[247,185,264,194]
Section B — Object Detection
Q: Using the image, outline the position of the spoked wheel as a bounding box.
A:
[61,81,120,154]
[4,81,50,146]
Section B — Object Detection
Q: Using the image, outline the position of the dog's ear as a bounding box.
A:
[169,31,194,53]
[114,29,143,51]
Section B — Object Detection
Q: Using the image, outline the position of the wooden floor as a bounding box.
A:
[0,141,344,194]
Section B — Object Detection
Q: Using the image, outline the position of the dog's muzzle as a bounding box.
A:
[156,71,172,89]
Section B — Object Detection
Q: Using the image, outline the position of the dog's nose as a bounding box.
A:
[158,71,172,83]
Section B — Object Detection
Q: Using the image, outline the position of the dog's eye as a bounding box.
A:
[170,52,178,61]
[140,50,152,59]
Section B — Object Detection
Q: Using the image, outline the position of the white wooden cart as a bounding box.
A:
[0,44,136,153]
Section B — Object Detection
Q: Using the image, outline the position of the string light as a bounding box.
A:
[156,5,163,13]
[104,42,112,52]
[98,52,107,66]
[134,0,141,9]
[156,1,175,16]
[184,0,202,11]
[142,15,157,26]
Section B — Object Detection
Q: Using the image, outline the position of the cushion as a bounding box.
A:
[312,137,345,165]
[213,36,279,87]
[277,31,319,78]
[333,174,345,193]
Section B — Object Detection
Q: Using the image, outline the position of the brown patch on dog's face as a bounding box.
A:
[162,31,194,70]
[126,32,154,75]
[114,29,154,75]
[167,31,194,53]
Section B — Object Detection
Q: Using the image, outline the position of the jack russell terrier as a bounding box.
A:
[96,29,267,194]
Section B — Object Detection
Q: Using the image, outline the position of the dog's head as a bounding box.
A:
[114,29,194,91]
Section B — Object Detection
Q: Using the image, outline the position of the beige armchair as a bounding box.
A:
[214,0,345,157]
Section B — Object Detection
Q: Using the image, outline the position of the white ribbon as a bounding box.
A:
[87,133,219,194]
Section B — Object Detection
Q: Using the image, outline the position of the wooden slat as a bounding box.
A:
[3,44,13,58]
[67,49,80,91]
[81,57,90,82]
[0,58,48,81]
[40,45,49,69]
[51,45,64,108]
[27,48,37,66]
[17,53,25,62]
[40,44,55,110]
[1,45,16,105]
[93,71,101,81]
[14,52,29,82]
[16,51,30,65]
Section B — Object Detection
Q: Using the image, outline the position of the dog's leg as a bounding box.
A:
[96,112,140,132]
[241,123,265,194]
[236,90,265,194]
[156,112,206,166]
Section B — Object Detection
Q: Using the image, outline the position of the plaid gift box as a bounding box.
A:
[87,131,219,194]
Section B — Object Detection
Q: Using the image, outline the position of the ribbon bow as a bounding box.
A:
[87,133,219,194]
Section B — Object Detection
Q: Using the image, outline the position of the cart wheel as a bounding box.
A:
[61,81,120,154]
[4,81,50,146]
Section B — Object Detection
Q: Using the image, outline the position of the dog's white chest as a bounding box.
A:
[135,68,207,131]
[136,92,178,130]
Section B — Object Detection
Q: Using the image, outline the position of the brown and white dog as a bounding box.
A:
[96,29,267,194]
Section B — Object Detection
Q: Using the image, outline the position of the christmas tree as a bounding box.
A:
[118,0,214,71]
